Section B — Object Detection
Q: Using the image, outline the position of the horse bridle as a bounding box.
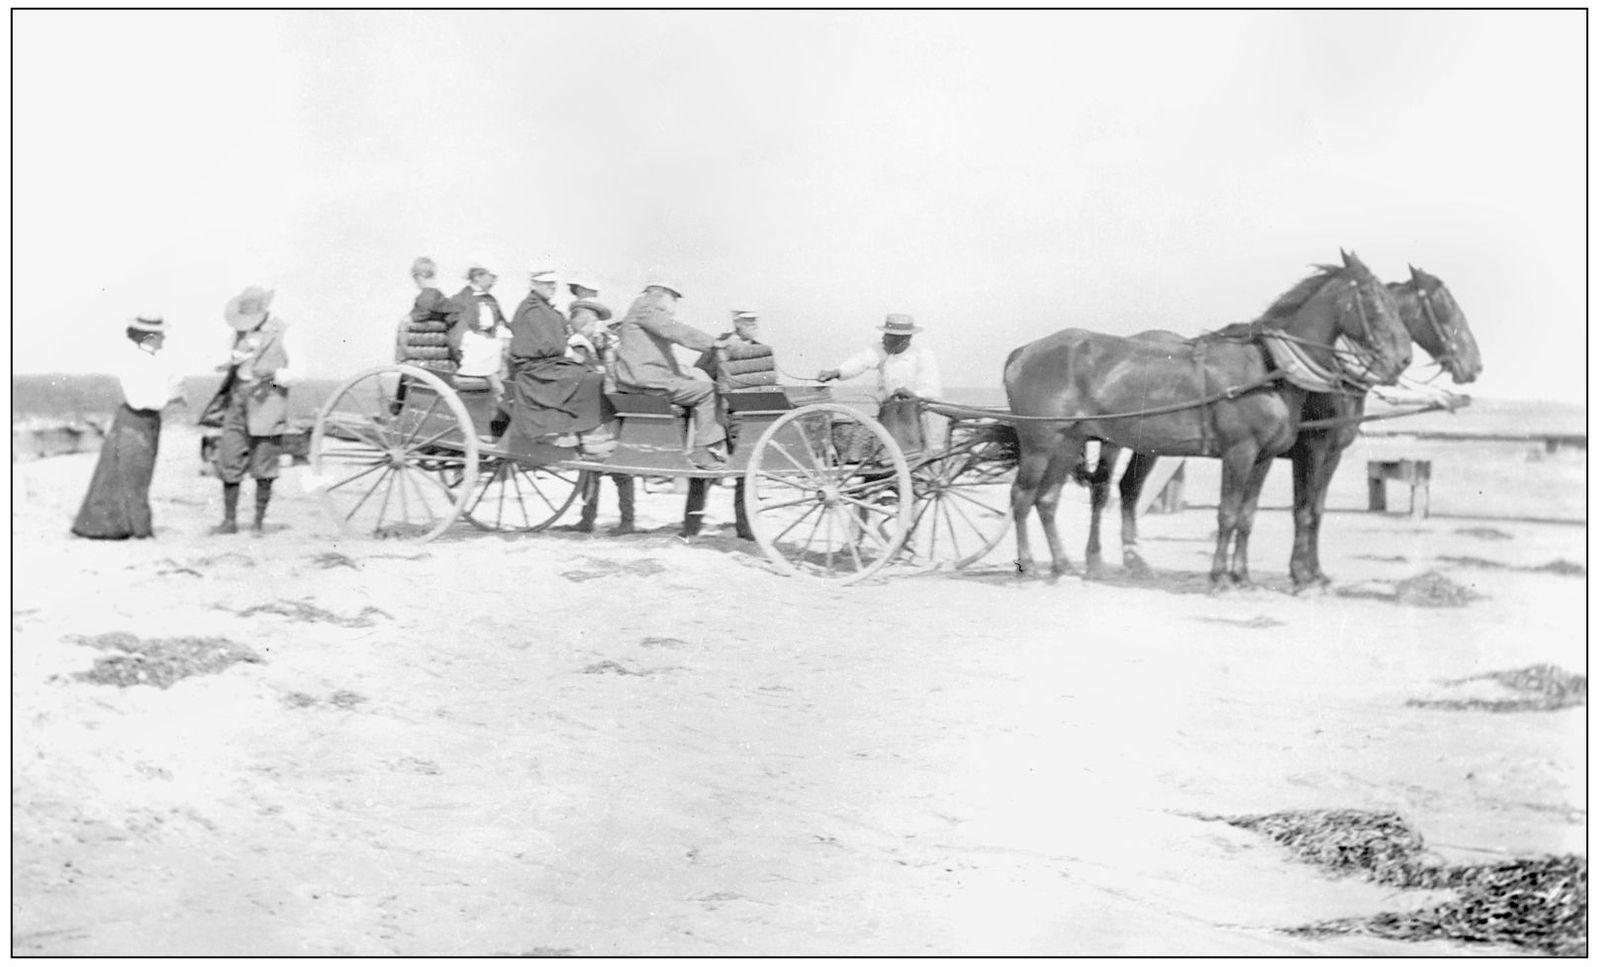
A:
[1406,284,1462,372]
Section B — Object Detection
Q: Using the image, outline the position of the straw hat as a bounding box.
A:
[878,313,921,335]
[224,286,274,331]
[130,312,165,334]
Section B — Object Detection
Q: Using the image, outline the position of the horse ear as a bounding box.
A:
[1340,247,1351,265]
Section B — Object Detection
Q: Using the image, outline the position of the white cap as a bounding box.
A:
[730,305,759,319]
[528,260,560,282]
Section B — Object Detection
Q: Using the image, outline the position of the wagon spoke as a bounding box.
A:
[756,469,822,493]
[766,440,816,478]
[791,505,830,566]
[401,392,445,445]
[341,464,392,521]
[403,424,462,456]
[793,419,831,472]
[374,468,399,535]
[755,493,823,514]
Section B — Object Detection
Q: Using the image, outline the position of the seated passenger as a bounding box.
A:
[613,274,733,471]
[446,256,507,374]
[684,306,776,542]
[561,276,637,536]
[396,257,456,373]
[506,261,603,444]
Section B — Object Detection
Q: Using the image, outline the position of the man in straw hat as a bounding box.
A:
[205,285,302,536]
[615,273,735,471]
[818,312,945,451]
[72,313,187,540]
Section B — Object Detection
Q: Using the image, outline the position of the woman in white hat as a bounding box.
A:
[71,314,187,539]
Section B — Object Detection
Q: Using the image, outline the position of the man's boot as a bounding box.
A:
[210,483,240,535]
[251,479,273,537]
[610,475,637,535]
[565,475,599,533]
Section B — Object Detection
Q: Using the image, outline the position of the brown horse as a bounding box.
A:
[1003,250,1411,585]
[1079,266,1479,588]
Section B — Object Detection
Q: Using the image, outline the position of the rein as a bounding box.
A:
[916,369,1285,425]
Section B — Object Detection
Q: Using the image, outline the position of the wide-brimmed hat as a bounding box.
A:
[645,272,684,298]
[130,312,165,334]
[225,286,274,331]
[571,298,613,321]
[878,313,921,335]
[467,254,498,278]
[568,274,601,294]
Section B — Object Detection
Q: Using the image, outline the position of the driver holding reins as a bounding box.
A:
[817,312,946,452]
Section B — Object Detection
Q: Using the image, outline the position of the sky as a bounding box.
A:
[8,9,1590,403]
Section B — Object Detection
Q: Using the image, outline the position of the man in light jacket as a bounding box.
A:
[614,274,732,470]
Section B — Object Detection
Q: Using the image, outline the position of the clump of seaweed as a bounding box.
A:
[68,632,264,689]
[1212,809,1586,955]
[1392,570,1478,607]
[1408,664,1586,713]
[233,599,390,627]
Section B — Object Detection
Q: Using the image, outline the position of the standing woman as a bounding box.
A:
[71,313,186,539]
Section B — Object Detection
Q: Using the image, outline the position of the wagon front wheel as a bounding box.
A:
[310,365,478,542]
[743,403,913,584]
[905,422,1015,569]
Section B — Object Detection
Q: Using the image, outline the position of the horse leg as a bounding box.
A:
[1306,440,1349,586]
[1289,450,1318,587]
[1036,435,1087,577]
[1231,455,1275,586]
[1118,451,1156,574]
[1210,444,1258,589]
[1078,442,1117,573]
[1010,445,1050,576]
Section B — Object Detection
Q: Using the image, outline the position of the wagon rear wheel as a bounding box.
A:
[463,458,585,532]
[904,422,1016,569]
[743,403,913,584]
[310,365,478,541]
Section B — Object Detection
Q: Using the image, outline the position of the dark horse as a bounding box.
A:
[1003,251,1411,585]
[1078,266,1480,588]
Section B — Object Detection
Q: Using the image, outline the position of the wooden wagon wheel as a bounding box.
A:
[904,421,1016,569]
[463,457,585,532]
[310,364,478,542]
[743,403,913,584]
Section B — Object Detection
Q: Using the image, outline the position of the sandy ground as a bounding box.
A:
[11,426,1586,955]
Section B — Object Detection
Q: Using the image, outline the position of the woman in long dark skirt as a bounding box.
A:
[71,314,185,540]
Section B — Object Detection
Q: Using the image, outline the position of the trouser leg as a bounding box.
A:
[663,378,725,449]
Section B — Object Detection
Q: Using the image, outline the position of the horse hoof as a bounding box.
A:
[1209,574,1236,592]
[1123,553,1151,575]
[1293,575,1332,595]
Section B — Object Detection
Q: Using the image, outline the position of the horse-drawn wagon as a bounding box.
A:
[308,365,1019,584]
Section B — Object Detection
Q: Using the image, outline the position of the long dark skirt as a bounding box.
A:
[71,405,163,540]
[509,356,604,442]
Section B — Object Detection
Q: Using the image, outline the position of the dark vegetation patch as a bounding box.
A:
[1393,571,1479,607]
[1354,553,1409,563]
[1191,614,1284,629]
[563,557,670,582]
[283,689,369,710]
[1408,664,1586,713]
[232,599,391,627]
[1208,809,1585,955]
[580,660,644,676]
[640,636,687,648]
[1437,555,1587,578]
[309,551,361,570]
[1455,526,1514,541]
[68,632,263,689]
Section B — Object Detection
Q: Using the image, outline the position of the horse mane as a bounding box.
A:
[1253,264,1343,325]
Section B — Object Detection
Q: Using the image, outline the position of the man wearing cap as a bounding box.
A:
[72,313,187,540]
[507,262,604,444]
[206,285,302,536]
[562,276,637,535]
[685,306,778,539]
[446,257,506,370]
[614,276,733,471]
[818,313,945,451]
